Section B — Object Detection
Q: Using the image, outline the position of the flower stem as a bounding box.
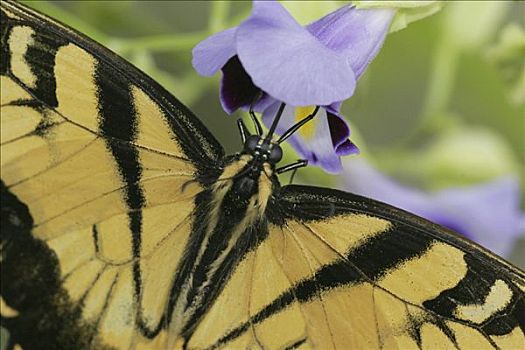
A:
[396,18,461,148]
[420,32,460,125]
[209,1,230,33]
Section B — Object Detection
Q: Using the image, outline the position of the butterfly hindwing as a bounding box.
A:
[173,185,524,349]
[267,185,525,349]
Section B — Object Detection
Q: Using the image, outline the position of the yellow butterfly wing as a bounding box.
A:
[1,0,222,348]
[185,186,524,349]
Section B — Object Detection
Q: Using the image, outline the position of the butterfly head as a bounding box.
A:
[243,134,283,173]
[242,135,283,183]
[233,101,311,183]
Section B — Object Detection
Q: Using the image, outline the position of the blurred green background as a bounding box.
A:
[21,1,524,266]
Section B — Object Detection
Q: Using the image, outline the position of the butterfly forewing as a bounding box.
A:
[1,0,218,348]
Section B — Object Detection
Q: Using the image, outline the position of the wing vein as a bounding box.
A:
[33,172,195,229]
[301,222,499,333]
[285,224,338,350]
[5,72,193,163]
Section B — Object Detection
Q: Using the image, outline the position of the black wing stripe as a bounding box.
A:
[213,214,523,347]
[290,189,525,334]
[0,181,100,349]
[183,220,270,339]
[4,67,194,166]
[278,185,525,280]
[422,255,525,336]
[1,10,67,107]
[1,8,11,75]
[2,0,224,169]
[95,59,145,331]
[209,228,383,347]
[346,222,434,280]
[283,337,307,350]
[24,28,66,107]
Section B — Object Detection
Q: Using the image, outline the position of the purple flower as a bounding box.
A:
[193,1,393,172]
[342,159,525,257]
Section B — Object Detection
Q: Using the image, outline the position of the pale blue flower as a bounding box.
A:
[343,159,525,257]
[193,1,393,172]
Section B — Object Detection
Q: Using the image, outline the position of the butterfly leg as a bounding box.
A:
[276,159,308,176]
[288,167,299,185]
[277,106,320,144]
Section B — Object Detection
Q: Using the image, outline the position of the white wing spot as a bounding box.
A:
[454,279,513,324]
[9,25,37,88]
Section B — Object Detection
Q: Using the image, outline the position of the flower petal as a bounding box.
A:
[325,111,359,156]
[192,27,237,76]
[326,101,343,114]
[307,5,394,78]
[236,1,356,106]
[343,158,437,214]
[343,160,525,256]
[220,56,261,114]
[263,103,344,173]
[434,176,525,256]
[327,112,349,148]
[251,93,277,113]
[335,139,360,156]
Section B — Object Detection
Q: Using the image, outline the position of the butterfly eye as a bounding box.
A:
[244,135,261,154]
[269,144,283,163]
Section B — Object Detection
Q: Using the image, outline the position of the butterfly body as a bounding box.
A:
[167,154,278,341]
[171,130,290,340]
[1,1,524,349]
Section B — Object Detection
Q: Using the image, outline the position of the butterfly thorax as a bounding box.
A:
[216,155,276,213]
[212,133,282,211]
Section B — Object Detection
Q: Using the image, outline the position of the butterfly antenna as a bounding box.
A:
[264,102,286,143]
[236,119,250,144]
[277,106,319,144]
[249,91,264,136]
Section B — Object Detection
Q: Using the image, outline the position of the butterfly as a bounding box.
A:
[1,1,524,349]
